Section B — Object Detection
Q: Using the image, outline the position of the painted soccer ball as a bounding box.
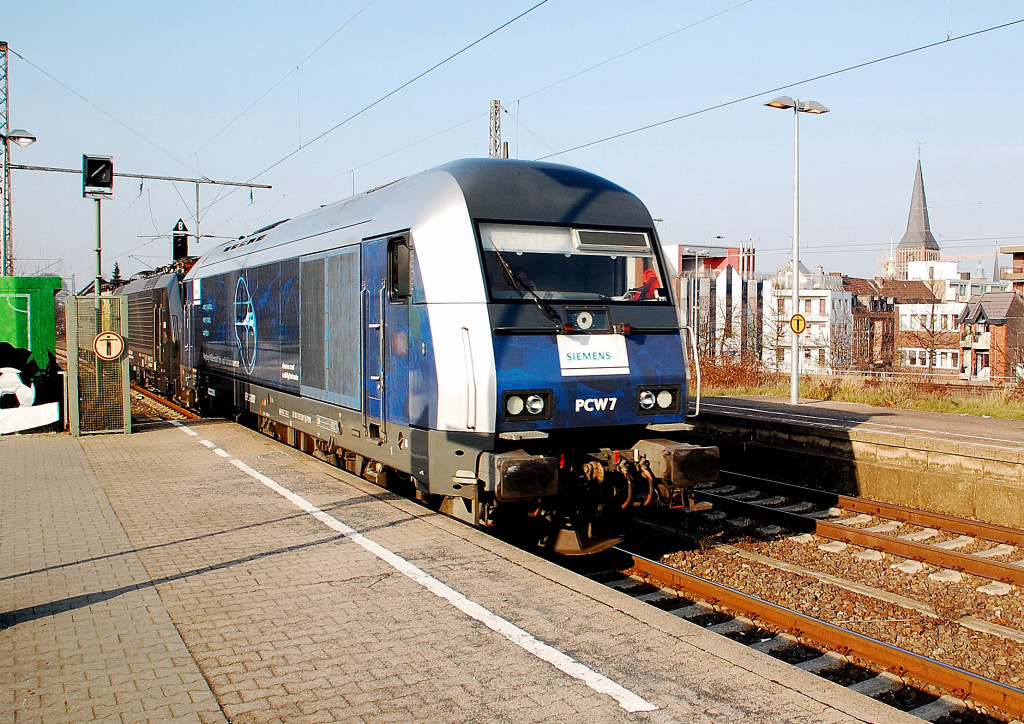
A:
[0,367,35,407]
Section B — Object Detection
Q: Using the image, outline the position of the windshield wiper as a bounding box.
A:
[491,248,563,328]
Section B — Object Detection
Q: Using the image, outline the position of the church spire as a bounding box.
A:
[897,159,940,251]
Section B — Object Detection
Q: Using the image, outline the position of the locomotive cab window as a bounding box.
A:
[479,223,669,303]
[388,236,412,302]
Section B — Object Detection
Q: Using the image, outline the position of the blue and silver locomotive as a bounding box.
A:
[177,158,718,553]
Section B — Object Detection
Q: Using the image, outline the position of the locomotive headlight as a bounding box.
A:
[506,395,525,416]
[502,389,553,422]
[637,384,681,414]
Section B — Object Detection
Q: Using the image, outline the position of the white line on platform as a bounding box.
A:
[166,420,657,713]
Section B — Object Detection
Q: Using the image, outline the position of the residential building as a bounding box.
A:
[907,260,1009,302]
[677,262,764,360]
[764,262,852,373]
[958,292,1024,382]
[896,300,965,375]
[842,277,938,371]
[1000,244,1024,295]
[673,242,756,280]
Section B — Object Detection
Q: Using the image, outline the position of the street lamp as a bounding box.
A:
[1,127,37,276]
[764,96,828,405]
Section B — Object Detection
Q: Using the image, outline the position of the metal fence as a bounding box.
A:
[66,295,130,436]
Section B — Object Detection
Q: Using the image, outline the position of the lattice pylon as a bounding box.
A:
[1,41,12,275]
[489,100,501,159]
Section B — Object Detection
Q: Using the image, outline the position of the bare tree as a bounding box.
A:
[828,321,854,372]
[899,300,958,376]
[760,291,790,373]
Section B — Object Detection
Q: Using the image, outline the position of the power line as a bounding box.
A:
[327,0,761,181]
[191,0,378,158]
[8,46,196,172]
[242,0,550,184]
[518,0,756,104]
[536,17,1024,160]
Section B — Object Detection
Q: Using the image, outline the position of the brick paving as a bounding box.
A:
[2,421,923,723]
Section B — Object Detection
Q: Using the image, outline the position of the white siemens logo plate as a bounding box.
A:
[556,334,629,376]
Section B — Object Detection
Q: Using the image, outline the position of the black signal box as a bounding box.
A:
[172,219,189,261]
[83,155,114,199]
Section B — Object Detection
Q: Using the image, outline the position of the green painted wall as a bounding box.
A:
[0,276,63,369]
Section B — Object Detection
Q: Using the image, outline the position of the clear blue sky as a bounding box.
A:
[4,1,1022,288]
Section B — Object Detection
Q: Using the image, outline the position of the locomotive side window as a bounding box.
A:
[479,223,668,304]
[389,236,411,302]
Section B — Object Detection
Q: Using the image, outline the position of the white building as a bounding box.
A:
[907,260,1009,303]
[763,262,853,373]
[677,264,764,359]
[896,301,966,372]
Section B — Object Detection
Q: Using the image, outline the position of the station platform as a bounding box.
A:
[699,394,1024,448]
[684,394,1024,530]
[2,418,922,723]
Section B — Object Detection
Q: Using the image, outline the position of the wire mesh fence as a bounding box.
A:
[66,295,130,436]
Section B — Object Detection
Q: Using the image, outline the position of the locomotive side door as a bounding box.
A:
[361,238,387,441]
[361,234,413,444]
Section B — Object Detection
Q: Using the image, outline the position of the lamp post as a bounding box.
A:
[1,128,37,276]
[764,96,828,405]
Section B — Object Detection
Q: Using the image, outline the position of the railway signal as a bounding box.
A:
[172,218,189,260]
[82,154,114,199]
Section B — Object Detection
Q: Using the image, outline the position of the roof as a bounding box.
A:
[440,158,651,228]
[959,291,1024,325]
[841,276,938,303]
[897,159,940,251]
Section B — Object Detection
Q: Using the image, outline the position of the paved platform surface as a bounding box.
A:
[2,418,923,723]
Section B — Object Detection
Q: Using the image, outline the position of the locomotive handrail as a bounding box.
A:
[681,325,701,417]
[462,327,477,430]
[375,278,387,442]
[360,281,369,435]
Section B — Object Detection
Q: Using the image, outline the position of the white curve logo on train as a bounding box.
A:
[234,276,258,374]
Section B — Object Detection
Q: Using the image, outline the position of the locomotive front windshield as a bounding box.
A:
[480,223,669,303]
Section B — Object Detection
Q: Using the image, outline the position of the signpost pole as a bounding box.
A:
[94,198,101,304]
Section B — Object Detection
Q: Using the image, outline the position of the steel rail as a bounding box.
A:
[131,384,198,420]
[697,490,1024,586]
[56,347,197,420]
[721,470,1024,547]
[622,549,1024,718]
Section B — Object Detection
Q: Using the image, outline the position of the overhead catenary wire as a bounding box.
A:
[8,47,196,173]
[518,0,757,105]
[198,0,551,218]
[206,11,1023,262]
[242,0,550,184]
[190,0,378,159]
[535,17,1024,161]
[330,1,759,183]
[11,6,1018,280]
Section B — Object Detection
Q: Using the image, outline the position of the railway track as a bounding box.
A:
[608,470,1024,722]
[56,345,197,423]
[130,385,197,421]
[587,548,1024,723]
[694,471,1024,588]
